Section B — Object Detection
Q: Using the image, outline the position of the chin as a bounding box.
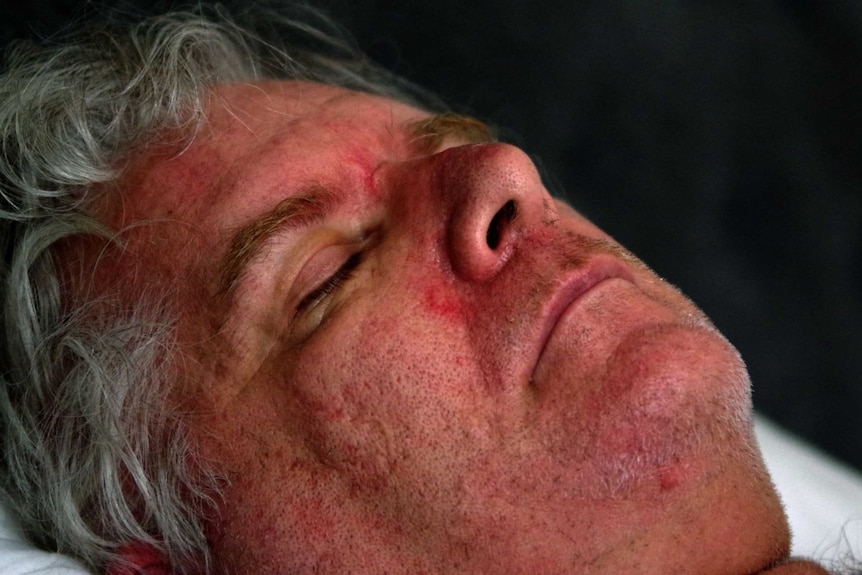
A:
[529,305,753,490]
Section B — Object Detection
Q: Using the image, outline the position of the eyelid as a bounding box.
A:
[296,250,363,313]
[285,226,378,342]
[290,242,352,301]
[290,224,376,323]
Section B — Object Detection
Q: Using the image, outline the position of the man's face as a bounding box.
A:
[90,81,788,573]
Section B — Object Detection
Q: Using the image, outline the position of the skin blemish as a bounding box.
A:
[364,168,380,197]
[421,281,463,319]
[340,149,381,197]
[659,464,683,492]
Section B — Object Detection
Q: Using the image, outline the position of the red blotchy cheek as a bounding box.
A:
[293,496,337,540]
[421,281,463,319]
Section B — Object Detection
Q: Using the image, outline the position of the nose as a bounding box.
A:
[436,143,549,282]
[383,142,551,282]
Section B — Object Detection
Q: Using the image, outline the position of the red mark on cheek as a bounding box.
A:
[422,282,463,319]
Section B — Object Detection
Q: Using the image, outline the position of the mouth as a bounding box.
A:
[530,255,635,382]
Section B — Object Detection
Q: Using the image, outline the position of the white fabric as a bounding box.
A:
[0,416,858,573]
[0,503,90,574]
[756,415,862,563]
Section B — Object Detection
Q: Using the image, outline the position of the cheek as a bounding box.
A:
[418,276,464,319]
[260,302,509,548]
[285,287,502,477]
[291,308,478,445]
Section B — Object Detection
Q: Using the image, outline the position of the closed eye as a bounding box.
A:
[296,251,364,313]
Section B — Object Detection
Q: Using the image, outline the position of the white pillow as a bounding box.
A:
[0,416,859,574]
[0,503,91,575]
[756,415,862,563]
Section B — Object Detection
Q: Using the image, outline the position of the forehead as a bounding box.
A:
[101,80,431,229]
[204,80,426,157]
[207,80,427,146]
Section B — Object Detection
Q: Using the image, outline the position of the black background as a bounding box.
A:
[2,0,860,471]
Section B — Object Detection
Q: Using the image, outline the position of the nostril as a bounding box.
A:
[486,199,518,250]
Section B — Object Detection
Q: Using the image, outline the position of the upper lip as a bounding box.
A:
[531,254,635,379]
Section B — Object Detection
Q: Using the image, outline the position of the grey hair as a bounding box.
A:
[0,4,436,573]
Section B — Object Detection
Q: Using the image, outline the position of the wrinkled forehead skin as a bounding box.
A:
[78,80,791,574]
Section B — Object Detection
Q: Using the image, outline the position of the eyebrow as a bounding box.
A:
[405,113,497,154]
[216,188,335,304]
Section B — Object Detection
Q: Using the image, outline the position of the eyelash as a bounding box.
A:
[296,250,364,313]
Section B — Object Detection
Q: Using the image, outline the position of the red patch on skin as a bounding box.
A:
[340,147,381,197]
[364,169,379,197]
[106,542,171,575]
[659,460,688,492]
[422,282,463,319]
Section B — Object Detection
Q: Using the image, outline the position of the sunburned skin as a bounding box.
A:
[73,80,829,574]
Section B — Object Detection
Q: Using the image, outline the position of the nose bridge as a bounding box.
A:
[386,142,550,282]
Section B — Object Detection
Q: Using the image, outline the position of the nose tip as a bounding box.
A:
[443,143,547,282]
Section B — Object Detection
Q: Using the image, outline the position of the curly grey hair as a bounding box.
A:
[0,5,437,573]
